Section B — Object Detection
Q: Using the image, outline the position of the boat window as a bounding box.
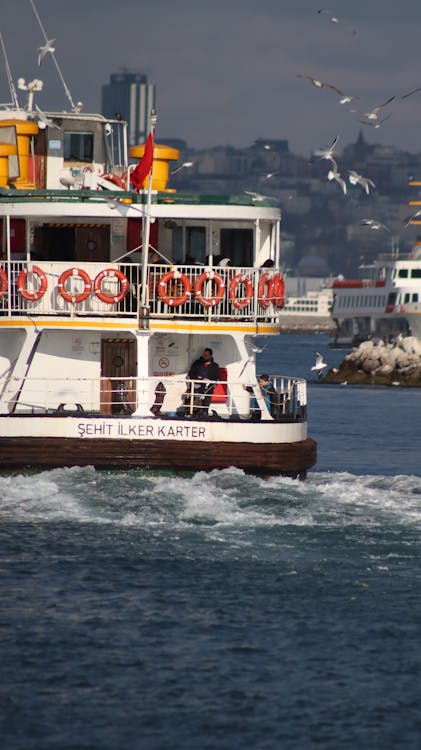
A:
[413,293,419,302]
[173,226,206,264]
[398,268,408,278]
[411,269,421,278]
[404,293,411,304]
[64,132,94,162]
[220,229,253,266]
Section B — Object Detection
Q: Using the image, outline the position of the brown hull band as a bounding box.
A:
[0,437,317,477]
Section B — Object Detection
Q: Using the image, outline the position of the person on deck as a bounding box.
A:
[244,373,278,420]
[184,347,220,416]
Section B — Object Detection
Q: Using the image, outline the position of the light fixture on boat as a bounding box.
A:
[17,77,43,111]
[170,161,193,175]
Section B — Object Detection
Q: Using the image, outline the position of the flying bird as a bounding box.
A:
[35,105,61,130]
[403,210,421,227]
[338,93,359,105]
[311,353,328,378]
[244,191,278,204]
[317,9,339,23]
[317,8,358,36]
[348,170,375,195]
[359,113,392,129]
[313,134,339,162]
[401,87,421,100]
[297,74,342,95]
[327,159,347,194]
[360,219,391,232]
[37,38,55,66]
[360,96,395,121]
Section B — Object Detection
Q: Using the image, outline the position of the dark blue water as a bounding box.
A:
[2,335,421,750]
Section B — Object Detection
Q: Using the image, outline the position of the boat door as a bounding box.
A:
[33,224,110,261]
[100,339,137,414]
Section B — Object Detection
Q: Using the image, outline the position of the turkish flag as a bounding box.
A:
[130,131,154,190]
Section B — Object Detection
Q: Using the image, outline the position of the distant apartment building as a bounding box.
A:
[101,71,156,147]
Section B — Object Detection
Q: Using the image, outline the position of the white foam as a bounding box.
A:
[2,467,421,532]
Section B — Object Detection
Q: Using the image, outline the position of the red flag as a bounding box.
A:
[130,131,154,191]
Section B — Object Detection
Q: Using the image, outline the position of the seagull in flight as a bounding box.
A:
[359,113,391,129]
[297,74,342,95]
[314,134,339,163]
[348,170,375,195]
[403,210,421,227]
[360,219,391,232]
[317,9,339,23]
[327,159,347,194]
[401,87,421,100]
[360,96,395,121]
[244,191,278,203]
[338,93,359,105]
[311,352,328,378]
[35,105,61,130]
[37,38,55,66]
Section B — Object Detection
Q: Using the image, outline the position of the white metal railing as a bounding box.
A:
[0,261,284,321]
[1,374,307,421]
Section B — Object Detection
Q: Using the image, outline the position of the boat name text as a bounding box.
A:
[77,421,207,439]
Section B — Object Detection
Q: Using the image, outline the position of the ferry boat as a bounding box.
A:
[330,253,421,347]
[330,179,421,346]
[0,79,316,476]
[280,277,334,333]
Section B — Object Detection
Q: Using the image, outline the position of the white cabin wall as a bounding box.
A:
[0,330,26,398]
[16,330,101,412]
[255,222,273,266]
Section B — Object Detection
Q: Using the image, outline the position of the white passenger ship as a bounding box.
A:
[330,178,421,346]
[0,74,316,475]
[331,252,421,347]
[280,277,334,332]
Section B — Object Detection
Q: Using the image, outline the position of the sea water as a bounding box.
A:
[1,334,421,750]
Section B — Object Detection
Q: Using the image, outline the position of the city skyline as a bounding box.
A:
[2,1,421,156]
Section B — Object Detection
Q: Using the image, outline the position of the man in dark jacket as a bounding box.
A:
[188,348,220,382]
[184,347,220,416]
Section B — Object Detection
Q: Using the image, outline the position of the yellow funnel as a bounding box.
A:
[0,142,17,187]
[0,119,39,189]
[129,143,180,191]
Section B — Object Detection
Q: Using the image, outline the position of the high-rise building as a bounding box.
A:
[101,71,156,147]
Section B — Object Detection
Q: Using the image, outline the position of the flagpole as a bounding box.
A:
[141,110,157,309]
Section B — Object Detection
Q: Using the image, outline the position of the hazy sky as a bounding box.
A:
[2,1,421,156]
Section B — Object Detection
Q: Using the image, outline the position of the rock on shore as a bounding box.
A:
[323,336,421,386]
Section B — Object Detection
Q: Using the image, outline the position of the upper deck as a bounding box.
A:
[0,108,284,327]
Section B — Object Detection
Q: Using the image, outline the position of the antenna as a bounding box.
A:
[0,31,20,109]
[29,0,80,113]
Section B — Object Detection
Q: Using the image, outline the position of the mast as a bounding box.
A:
[140,110,157,308]
[29,0,79,112]
[0,32,20,109]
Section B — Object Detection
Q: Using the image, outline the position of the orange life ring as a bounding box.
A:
[101,173,126,189]
[17,265,48,301]
[58,268,93,304]
[228,274,254,309]
[273,273,285,308]
[94,268,129,304]
[258,273,274,308]
[157,270,191,307]
[0,268,8,299]
[194,271,225,307]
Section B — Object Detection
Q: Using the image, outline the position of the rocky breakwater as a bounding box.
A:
[323,337,421,386]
